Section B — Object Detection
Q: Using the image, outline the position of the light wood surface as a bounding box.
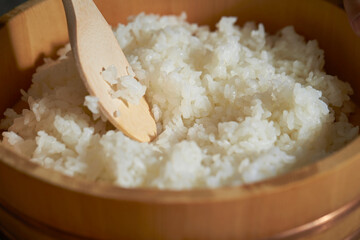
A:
[62,0,156,143]
[0,0,360,239]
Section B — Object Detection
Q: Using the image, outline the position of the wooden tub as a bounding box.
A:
[0,0,360,239]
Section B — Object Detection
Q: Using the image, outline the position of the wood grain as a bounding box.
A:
[0,0,68,116]
[0,0,360,239]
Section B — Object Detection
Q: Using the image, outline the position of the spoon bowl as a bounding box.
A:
[62,0,157,142]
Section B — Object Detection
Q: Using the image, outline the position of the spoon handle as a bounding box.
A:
[62,0,130,77]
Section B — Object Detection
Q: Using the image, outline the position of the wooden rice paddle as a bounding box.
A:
[62,0,157,142]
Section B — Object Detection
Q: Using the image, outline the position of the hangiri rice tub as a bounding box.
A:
[0,13,358,190]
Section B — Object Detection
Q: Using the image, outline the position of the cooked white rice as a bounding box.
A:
[102,65,146,105]
[1,13,358,189]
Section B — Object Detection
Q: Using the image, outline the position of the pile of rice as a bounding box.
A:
[1,13,358,189]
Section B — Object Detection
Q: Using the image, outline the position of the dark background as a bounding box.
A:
[0,0,27,16]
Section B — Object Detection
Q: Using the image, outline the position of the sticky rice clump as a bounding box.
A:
[1,13,358,189]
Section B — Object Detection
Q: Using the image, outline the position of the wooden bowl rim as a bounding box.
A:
[0,0,46,25]
[0,0,359,203]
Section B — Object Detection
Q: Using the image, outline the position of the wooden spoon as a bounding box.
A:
[62,0,157,142]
